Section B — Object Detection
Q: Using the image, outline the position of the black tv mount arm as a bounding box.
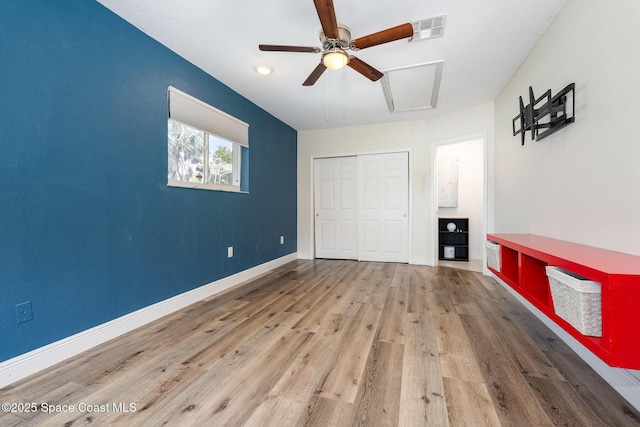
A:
[513,83,575,145]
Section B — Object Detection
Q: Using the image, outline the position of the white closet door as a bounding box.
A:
[314,157,358,259]
[357,152,409,263]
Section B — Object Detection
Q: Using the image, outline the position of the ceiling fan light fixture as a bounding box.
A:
[322,50,349,70]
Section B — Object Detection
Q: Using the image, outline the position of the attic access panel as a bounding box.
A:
[381,61,444,113]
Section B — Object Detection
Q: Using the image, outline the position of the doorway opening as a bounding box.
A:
[432,136,487,273]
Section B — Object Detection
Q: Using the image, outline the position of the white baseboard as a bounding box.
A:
[0,253,298,389]
[492,274,640,411]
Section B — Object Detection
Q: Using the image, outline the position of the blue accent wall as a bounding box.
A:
[0,1,297,362]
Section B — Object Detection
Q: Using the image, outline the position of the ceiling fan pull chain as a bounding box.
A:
[325,75,330,122]
[342,71,346,120]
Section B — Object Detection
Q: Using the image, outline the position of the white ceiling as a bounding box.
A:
[97,0,566,131]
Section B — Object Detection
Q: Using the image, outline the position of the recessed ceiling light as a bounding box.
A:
[256,65,273,75]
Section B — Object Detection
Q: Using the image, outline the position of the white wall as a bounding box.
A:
[298,102,494,265]
[437,138,484,260]
[494,0,640,256]
[493,0,640,408]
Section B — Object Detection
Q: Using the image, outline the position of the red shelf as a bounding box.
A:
[487,233,640,369]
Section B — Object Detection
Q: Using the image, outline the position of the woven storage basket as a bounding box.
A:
[546,266,601,337]
[485,240,501,271]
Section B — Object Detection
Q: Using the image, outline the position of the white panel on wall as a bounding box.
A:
[438,157,459,208]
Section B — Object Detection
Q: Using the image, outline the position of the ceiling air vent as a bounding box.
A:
[411,15,447,42]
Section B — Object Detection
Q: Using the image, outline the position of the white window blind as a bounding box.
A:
[167,86,248,147]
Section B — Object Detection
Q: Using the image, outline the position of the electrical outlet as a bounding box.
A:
[280,236,285,245]
[227,246,233,258]
[16,301,33,324]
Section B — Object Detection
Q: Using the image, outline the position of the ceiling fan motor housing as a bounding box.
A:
[320,24,351,50]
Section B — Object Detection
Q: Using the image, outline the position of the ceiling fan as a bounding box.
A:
[259,0,414,86]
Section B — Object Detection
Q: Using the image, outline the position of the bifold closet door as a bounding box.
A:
[313,157,358,260]
[314,152,409,262]
[357,152,409,263]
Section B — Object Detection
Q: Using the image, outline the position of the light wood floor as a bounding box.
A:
[2,260,639,426]
[437,259,483,273]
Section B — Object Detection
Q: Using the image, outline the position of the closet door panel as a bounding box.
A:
[357,152,409,263]
[314,157,358,259]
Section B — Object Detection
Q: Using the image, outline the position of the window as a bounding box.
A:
[167,86,248,192]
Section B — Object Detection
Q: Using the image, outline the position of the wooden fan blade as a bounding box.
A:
[347,56,384,82]
[259,44,321,53]
[313,0,339,39]
[303,62,327,86]
[351,23,414,50]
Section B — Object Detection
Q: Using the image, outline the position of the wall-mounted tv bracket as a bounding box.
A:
[512,83,575,145]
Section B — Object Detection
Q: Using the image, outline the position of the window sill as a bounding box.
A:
[167,179,248,194]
